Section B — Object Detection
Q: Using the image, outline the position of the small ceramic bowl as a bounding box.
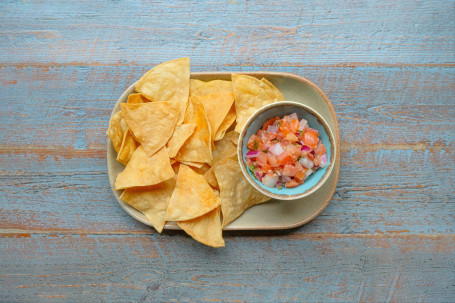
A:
[237,101,336,200]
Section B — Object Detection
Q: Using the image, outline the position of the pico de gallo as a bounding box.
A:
[245,113,328,189]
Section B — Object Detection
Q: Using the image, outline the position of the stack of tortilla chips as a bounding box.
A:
[107,58,285,247]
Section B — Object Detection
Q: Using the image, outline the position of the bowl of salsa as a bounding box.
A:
[237,101,336,200]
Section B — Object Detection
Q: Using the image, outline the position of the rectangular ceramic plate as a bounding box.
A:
[107,72,340,230]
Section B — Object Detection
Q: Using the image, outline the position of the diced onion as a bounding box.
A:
[269,143,284,156]
[262,175,278,188]
[298,119,307,131]
[299,156,314,169]
[266,125,278,133]
[245,150,260,158]
[288,113,298,120]
[304,168,313,180]
[282,175,291,183]
[255,171,263,181]
[301,145,311,152]
[320,154,327,168]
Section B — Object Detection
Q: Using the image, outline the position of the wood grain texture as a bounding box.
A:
[0,65,453,149]
[1,148,453,234]
[1,0,454,301]
[0,0,454,66]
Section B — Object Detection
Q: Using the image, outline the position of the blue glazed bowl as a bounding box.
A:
[237,101,336,200]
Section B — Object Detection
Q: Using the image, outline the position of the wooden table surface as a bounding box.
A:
[1,1,454,302]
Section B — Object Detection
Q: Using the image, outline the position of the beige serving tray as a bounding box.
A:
[107,72,340,230]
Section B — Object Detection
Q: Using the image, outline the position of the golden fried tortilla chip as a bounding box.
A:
[214,159,271,227]
[190,79,234,142]
[116,130,139,165]
[165,164,220,221]
[135,58,190,125]
[106,110,128,153]
[229,131,240,146]
[204,167,218,188]
[127,93,150,104]
[261,78,285,101]
[232,74,284,133]
[115,146,174,190]
[177,206,224,247]
[179,161,204,168]
[121,101,178,156]
[166,123,197,158]
[174,98,212,164]
[120,177,176,233]
[211,131,238,165]
[214,104,236,141]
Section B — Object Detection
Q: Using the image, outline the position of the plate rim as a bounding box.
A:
[107,71,340,231]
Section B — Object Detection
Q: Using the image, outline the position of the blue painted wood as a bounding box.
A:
[0,234,453,302]
[0,0,454,65]
[0,0,454,301]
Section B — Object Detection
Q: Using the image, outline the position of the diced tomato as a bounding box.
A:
[294,161,304,172]
[265,132,277,141]
[246,158,253,166]
[247,134,262,150]
[289,119,299,133]
[262,117,280,131]
[294,169,308,181]
[287,144,302,160]
[256,152,268,166]
[314,143,326,156]
[276,151,292,166]
[307,153,315,161]
[282,164,297,177]
[285,179,299,188]
[267,155,279,168]
[284,133,298,142]
[306,127,319,135]
[303,131,318,149]
[313,155,321,167]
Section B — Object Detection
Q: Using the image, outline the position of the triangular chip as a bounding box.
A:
[211,131,238,165]
[135,58,190,125]
[127,93,150,104]
[121,101,178,156]
[106,110,128,153]
[179,161,204,168]
[165,164,220,221]
[214,159,271,227]
[120,177,176,233]
[177,206,225,247]
[174,98,212,164]
[232,74,284,132]
[204,167,218,189]
[166,123,197,158]
[190,79,234,142]
[116,130,139,165]
[229,131,240,145]
[214,104,236,141]
[115,146,174,190]
[260,78,285,101]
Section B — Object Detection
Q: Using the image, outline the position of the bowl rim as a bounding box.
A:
[237,101,337,200]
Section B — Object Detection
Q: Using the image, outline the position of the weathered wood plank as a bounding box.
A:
[0,65,453,149]
[1,148,453,234]
[0,0,454,65]
[0,234,453,302]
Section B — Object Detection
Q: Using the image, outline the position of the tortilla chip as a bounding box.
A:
[165,164,220,221]
[106,110,128,153]
[135,58,190,125]
[166,123,197,158]
[115,146,174,190]
[204,167,218,188]
[232,74,284,133]
[116,130,139,165]
[174,98,212,164]
[192,163,211,176]
[120,177,176,233]
[179,161,204,168]
[127,93,150,104]
[121,101,178,156]
[229,131,240,145]
[214,104,236,141]
[190,79,234,142]
[261,78,285,101]
[177,206,225,247]
[214,159,271,227]
[211,131,238,165]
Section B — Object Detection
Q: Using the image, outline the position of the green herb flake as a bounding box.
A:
[253,140,258,150]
